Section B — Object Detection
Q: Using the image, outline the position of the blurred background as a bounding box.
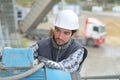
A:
[0,0,120,79]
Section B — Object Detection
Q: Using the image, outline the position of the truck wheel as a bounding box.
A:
[87,39,95,47]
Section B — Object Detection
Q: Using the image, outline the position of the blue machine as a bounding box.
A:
[0,48,72,80]
[2,48,34,67]
[22,67,71,80]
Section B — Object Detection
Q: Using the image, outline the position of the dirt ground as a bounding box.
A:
[102,18,120,47]
[79,11,120,77]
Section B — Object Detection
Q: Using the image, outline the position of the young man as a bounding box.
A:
[30,10,87,73]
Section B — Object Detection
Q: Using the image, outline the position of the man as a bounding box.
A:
[30,10,87,73]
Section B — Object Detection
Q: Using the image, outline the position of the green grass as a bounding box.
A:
[21,37,30,47]
[15,0,36,7]
[10,37,29,48]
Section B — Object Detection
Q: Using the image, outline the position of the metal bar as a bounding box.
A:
[81,75,120,80]
[0,63,45,80]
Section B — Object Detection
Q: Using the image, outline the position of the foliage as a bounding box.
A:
[21,37,29,48]
[80,0,85,1]
[66,0,76,3]
[15,0,36,7]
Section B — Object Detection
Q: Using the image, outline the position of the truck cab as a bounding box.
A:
[83,17,106,47]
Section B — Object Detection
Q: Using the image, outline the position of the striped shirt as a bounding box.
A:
[30,43,84,73]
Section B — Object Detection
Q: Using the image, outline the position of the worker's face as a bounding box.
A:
[54,26,75,46]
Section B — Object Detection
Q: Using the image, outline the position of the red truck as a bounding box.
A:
[77,17,106,47]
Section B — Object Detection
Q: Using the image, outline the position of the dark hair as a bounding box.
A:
[72,30,77,35]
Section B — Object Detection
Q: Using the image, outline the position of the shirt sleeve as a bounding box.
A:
[29,43,39,57]
[58,47,84,72]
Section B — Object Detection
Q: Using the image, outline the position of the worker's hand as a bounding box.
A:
[44,60,60,69]
[38,56,60,69]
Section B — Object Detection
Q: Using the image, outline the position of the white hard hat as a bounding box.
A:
[54,9,79,30]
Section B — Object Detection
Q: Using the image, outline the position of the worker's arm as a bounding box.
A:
[43,47,86,73]
[30,43,39,58]
[58,47,84,72]
[30,43,87,72]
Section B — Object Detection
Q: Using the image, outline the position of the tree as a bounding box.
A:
[65,0,78,3]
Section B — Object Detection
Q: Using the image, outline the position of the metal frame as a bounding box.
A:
[81,75,120,80]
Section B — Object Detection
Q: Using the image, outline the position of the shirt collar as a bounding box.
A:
[51,37,71,49]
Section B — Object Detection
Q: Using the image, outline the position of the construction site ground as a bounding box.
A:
[30,11,120,77]
[80,11,120,77]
